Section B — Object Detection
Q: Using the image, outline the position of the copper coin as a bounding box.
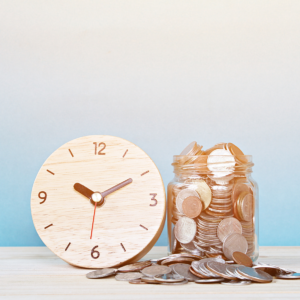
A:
[223,233,248,260]
[174,216,197,244]
[117,261,152,272]
[217,217,242,242]
[236,266,273,283]
[206,261,236,280]
[129,279,148,284]
[176,189,200,214]
[231,180,251,204]
[182,196,203,218]
[180,141,198,155]
[239,193,253,221]
[227,143,248,164]
[232,251,253,267]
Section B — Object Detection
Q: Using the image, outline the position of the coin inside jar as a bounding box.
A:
[223,233,248,260]
[188,179,212,210]
[237,192,253,222]
[182,196,203,218]
[232,251,253,267]
[176,189,200,214]
[174,216,197,244]
[227,143,248,164]
[217,217,242,242]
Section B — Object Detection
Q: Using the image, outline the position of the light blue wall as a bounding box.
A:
[1,0,300,247]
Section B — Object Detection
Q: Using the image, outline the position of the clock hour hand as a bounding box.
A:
[74,183,94,200]
[101,178,133,198]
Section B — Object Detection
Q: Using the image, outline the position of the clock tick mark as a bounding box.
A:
[65,242,71,251]
[123,149,128,158]
[47,170,55,175]
[120,243,126,252]
[140,224,148,230]
[44,224,53,229]
[68,149,74,157]
[141,170,149,176]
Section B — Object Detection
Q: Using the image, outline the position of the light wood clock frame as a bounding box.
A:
[31,135,166,268]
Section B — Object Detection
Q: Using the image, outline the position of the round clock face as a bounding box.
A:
[31,135,166,268]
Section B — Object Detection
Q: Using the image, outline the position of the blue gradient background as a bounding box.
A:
[1,0,300,247]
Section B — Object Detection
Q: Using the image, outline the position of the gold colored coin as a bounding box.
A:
[189,180,212,210]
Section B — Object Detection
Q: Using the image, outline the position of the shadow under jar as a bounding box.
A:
[167,144,259,262]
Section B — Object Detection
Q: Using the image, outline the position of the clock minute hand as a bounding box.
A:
[101,178,133,198]
[74,183,94,200]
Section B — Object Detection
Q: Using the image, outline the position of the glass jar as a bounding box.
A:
[167,142,259,262]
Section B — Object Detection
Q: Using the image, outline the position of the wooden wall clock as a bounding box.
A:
[31,135,166,269]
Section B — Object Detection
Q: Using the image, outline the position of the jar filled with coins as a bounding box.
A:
[167,142,259,262]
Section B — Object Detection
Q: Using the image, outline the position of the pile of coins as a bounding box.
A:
[169,142,256,260]
[86,252,300,285]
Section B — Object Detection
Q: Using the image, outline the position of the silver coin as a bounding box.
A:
[195,257,225,278]
[86,268,116,279]
[237,266,273,283]
[195,278,224,284]
[276,273,300,279]
[206,261,236,280]
[115,272,142,281]
[234,269,248,280]
[117,261,152,272]
[154,273,185,283]
[254,262,296,275]
[141,265,172,277]
[162,279,189,285]
[207,149,235,177]
[221,280,252,286]
[172,263,201,282]
[141,276,161,284]
[174,216,197,244]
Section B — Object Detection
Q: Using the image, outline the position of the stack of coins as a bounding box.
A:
[86,252,300,285]
[169,142,256,260]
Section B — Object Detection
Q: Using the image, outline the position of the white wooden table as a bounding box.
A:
[1,246,300,299]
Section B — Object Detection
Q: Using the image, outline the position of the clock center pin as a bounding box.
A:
[92,192,102,203]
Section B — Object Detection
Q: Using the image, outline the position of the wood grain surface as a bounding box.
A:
[0,246,300,299]
[31,135,166,268]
